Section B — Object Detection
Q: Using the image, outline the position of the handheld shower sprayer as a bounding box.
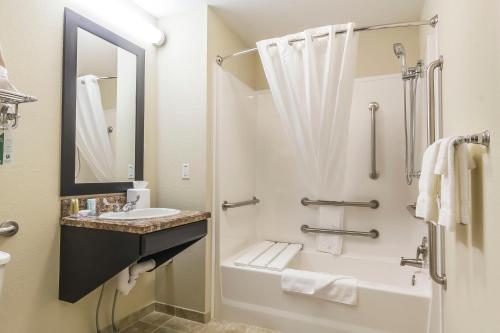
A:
[393,43,407,71]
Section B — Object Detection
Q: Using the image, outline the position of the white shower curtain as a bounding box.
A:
[76,75,115,182]
[257,24,358,254]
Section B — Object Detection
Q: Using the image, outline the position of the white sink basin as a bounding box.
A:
[99,208,181,220]
[0,251,11,295]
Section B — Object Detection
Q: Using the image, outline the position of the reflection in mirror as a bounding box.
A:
[75,28,137,183]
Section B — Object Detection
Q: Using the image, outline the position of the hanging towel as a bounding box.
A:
[316,206,344,255]
[416,139,442,221]
[434,137,458,230]
[434,137,476,230]
[456,143,476,225]
[281,269,357,305]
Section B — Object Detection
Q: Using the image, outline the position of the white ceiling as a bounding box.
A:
[132,0,204,18]
[209,0,426,46]
[135,0,425,46]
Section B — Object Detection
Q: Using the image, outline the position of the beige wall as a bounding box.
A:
[154,5,259,314]
[255,27,421,89]
[0,1,158,332]
[208,9,258,90]
[155,5,208,313]
[420,1,500,332]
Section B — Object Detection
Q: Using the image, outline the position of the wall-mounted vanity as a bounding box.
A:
[59,195,209,303]
[58,9,209,303]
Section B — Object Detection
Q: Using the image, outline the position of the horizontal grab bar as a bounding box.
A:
[222,196,260,211]
[301,197,379,209]
[301,224,379,239]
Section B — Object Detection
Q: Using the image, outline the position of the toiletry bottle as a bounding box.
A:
[69,198,80,216]
[87,198,97,216]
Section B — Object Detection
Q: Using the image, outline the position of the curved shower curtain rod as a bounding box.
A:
[216,15,438,65]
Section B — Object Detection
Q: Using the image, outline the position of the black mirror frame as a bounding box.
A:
[60,8,145,196]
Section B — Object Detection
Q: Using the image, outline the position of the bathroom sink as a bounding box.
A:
[99,208,181,220]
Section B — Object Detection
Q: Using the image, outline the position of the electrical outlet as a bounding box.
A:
[128,164,135,179]
[182,163,190,180]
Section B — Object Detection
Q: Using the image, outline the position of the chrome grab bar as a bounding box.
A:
[301,224,379,239]
[368,102,379,179]
[301,198,379,209]
[426,56,447,288]
[427,56,442,146]
[428,222,447,288]
[222,196,260,211]
[0,221,19,237]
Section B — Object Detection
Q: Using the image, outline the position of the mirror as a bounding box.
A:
[76,29,137,183]
[61,9,145,196]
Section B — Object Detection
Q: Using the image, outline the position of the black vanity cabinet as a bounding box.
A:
[59,219,207,303]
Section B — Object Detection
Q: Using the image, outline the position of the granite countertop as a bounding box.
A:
[61,210,211,234]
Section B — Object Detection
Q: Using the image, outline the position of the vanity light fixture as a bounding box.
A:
[151,30,166,47]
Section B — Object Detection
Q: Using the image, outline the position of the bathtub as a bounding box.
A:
[220,248,431,333]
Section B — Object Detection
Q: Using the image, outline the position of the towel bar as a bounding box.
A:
[454,130,490,147]
[0,89,38,129]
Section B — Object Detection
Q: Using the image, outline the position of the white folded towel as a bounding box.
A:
[433,137,476,230]
[316,206,344,255]
[456,143,476,225]
[434,137,458,230]
[416,139,442,221]
[281,269,357,305]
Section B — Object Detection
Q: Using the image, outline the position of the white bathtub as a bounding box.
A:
[220,249,431,333]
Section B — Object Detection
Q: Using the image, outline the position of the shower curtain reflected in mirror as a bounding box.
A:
[257,24,358,254]
[75,75,115,182]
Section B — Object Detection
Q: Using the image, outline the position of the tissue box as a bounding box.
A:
[127,189,150,209]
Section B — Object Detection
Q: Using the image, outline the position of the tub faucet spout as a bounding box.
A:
[400,257,424,268]
[400,236,428,268]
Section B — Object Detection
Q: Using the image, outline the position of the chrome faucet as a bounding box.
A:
[122,195,140,212]
[400,237,428,268]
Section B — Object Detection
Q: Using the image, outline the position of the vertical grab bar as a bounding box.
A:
[428,222,446,287]
[427,56,443,146]
[369,102,379,179]
[427,56,446,288]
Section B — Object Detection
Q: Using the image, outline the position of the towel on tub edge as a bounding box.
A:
[281,268,358,305]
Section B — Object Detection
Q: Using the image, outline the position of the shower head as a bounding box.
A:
[393,43,407,70]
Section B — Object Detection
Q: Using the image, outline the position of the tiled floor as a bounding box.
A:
[120,312,280,333]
